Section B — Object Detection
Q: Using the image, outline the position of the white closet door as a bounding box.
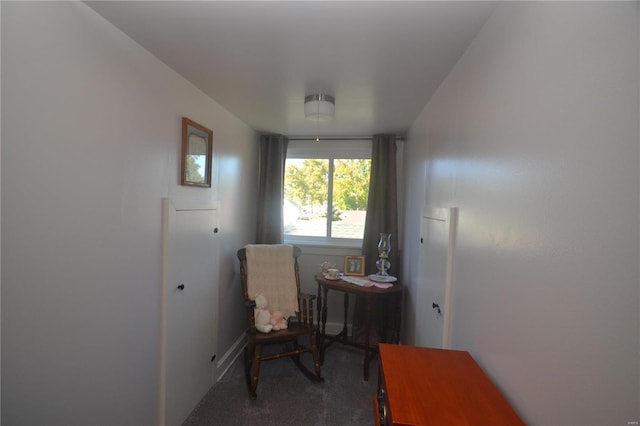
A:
[416,207,457,349]
[161,198,219,426]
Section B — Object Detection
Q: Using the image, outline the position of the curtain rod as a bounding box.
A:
[288,136,404,141]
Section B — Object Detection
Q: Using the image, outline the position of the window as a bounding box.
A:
[284,139,371,245]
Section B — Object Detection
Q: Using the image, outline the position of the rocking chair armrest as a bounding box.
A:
[298,292,317,302]
[298,292,317,311]
[297,292,316,326]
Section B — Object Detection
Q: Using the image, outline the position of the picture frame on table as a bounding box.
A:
[344,255,365,276]
[181,117,213,188]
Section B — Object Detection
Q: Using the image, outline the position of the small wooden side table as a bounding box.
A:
[374,343,524,425]
[314,273,403,381]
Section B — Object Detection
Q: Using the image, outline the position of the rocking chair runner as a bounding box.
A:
[237,245,323,397]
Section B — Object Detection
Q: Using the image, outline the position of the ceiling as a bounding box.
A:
[87,1,496,137]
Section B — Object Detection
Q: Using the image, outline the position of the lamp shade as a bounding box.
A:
[304,94,335,120]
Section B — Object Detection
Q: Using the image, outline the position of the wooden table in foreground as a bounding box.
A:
[374,344,524,426]
[314,273,403,381]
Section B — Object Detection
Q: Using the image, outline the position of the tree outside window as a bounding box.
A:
[284,158,370,240]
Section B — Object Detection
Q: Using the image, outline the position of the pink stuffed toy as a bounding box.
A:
[269,310,288,331]
[253,294,288,333]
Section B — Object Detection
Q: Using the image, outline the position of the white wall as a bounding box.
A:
[1,2,257,425]
[403,2,639,425]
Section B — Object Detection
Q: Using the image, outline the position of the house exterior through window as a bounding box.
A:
[284,139,371,247]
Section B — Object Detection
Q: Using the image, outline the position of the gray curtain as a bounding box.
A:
[362,134,399,277]
[256,134,288,244]
[352,134,399,342]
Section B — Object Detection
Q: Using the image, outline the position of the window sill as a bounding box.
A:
[284,236,363,250]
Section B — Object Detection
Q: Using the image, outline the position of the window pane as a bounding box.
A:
[331,159,371,239]
[284,159,329,237]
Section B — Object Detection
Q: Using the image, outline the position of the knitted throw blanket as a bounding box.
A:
[246,244,298,318]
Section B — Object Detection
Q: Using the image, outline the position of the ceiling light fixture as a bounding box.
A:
[304,94,335,121]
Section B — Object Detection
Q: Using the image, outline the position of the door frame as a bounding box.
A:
[420,207,458,348]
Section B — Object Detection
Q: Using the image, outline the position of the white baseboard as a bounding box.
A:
[215,333,247,381]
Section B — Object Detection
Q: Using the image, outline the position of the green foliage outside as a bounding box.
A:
[333,159,371,210]
[284,158,370,214]
[285,159,329,213]
[186,155,204,183]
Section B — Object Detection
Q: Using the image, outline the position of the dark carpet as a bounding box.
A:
[183,345,379,426]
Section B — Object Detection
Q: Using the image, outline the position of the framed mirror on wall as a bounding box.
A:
[181,117,213,187]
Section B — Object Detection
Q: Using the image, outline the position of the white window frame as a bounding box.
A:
[284,139,372,248]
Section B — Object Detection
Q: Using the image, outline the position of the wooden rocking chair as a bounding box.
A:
[237,245,323,397]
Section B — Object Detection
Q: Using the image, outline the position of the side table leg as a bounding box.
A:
[363,294,374,381]
[316,282,322,330]
[320,286,329,364]
[394,292,402,344]
[341,293,349,342]
[381,295,389,343]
